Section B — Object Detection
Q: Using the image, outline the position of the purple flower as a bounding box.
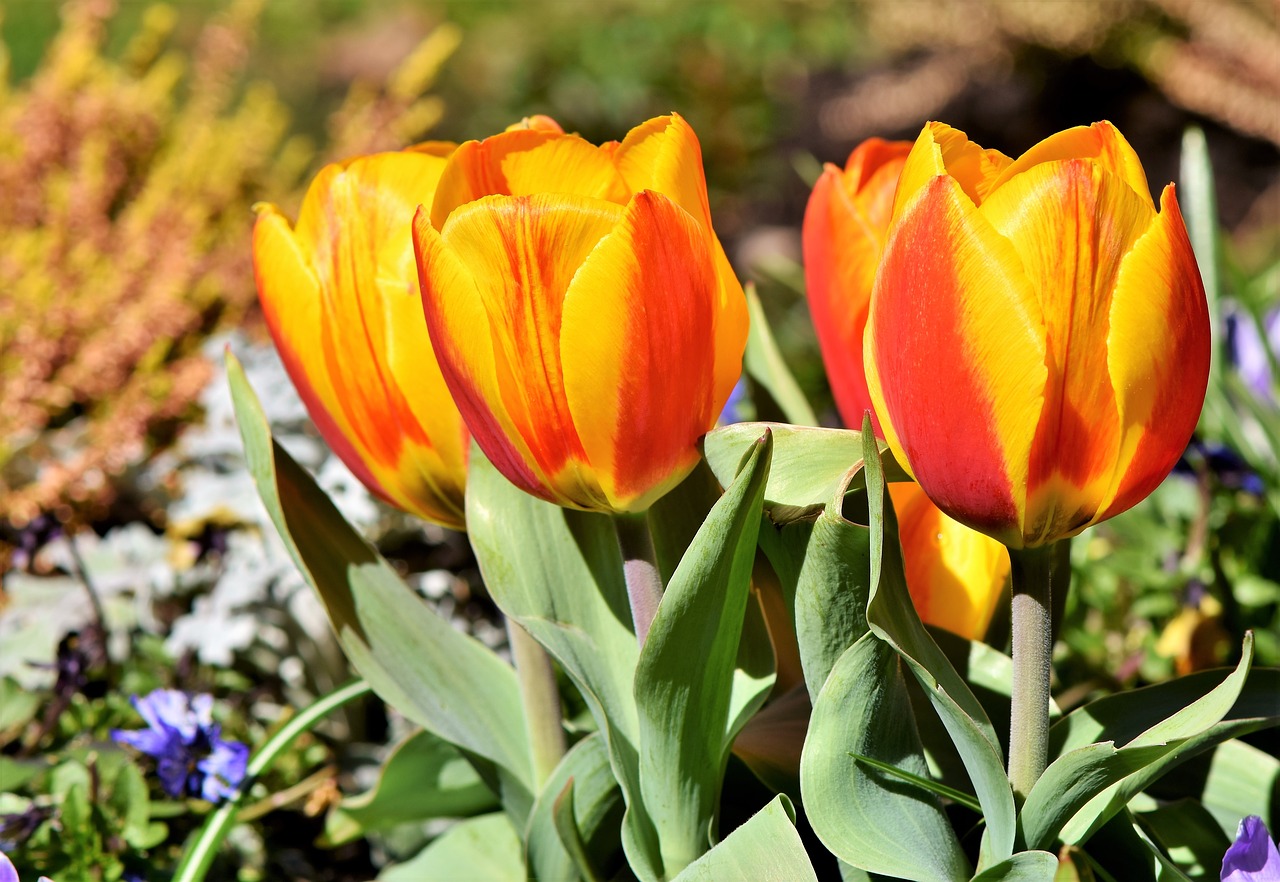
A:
[1228,309,1280,402]
[111,689,249,803]
[0,851,53,882]
[1223,816,1280,882]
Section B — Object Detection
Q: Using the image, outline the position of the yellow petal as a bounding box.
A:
[989,121,1154,210]
[892,122,1012,220]
[436,193,627,509]
[560,191,719,511]
[1100,183,1209,521]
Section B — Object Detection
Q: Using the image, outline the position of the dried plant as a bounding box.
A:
[0,0,457,537]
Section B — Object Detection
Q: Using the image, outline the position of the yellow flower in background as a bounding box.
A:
[252,146,469,530]
[413,114,748,513]
[866,121,1210,549]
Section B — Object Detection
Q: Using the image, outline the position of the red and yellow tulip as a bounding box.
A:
[252,147,469,530]
[413,114,748,513]
[866,121,1210,549]
[804,137,912,432]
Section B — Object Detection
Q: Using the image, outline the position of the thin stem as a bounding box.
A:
[613,512,664,647]
[171,679,372,882]
[1008,543,1056,801]
[507,619,566,787]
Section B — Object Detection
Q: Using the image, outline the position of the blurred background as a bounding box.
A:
[1,1,1277,878]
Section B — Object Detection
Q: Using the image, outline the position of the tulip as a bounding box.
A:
[865,121,1210,550]
[804,137,912,431]
[889,483,1009,641]
[252,147,469,529]
[413,114,748,513]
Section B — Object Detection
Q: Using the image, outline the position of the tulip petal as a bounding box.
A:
[429,130,632,230]
[1101,184,1209,520]
[805,143,910,430]
[613,114,750,409]
[425,194,626,509]
[890,483,1010,640]
[255,152,468,527]
[893,122,1012,219]
[978,158,1155,544]
[990,122,1154,210]
[560,191,720,511]
[867,175,1045,546]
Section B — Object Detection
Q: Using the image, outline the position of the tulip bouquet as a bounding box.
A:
[213,113,1277,881]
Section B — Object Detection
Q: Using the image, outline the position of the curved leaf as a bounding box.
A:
[671,796,819,882]
[525,734,624,882]
[801,632,970,882]
[227,353,533,819]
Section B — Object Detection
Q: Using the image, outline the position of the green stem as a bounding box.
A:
[171,679,372,882]
[1008,544,1056,801]
[507,619,566,787]
[613,512,664,646]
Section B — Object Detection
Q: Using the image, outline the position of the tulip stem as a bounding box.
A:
[1008,543,1057,801]
[507,619,566,787]
[614,512,664,646]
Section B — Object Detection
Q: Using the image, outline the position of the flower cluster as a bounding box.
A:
[111,689,248,803]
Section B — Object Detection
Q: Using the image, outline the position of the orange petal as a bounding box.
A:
[804,165,880,429]
[990,122,1154,210]
[978,158,1155,545]
[430,193,627,509]
[429,130,631,229]
[1100,184,1209,521]
[560,191,720,511]
[866,175,1045,547]
[890,483,1010,640]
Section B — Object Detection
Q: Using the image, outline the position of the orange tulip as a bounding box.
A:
[866,121,1209,549]
[413,114,748,513]
[804,137,912,432]
[252,147,469,530]
[804,137,1009,639]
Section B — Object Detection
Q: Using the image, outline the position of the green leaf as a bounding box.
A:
[464,443,658,879]
[848,753,982,813]
[801,632,970,881]
[703,423,910,523]
[0,676,40,736]
[378,813,524,882]
[634,429,774,877]
[793,468,872,701]
[743,282,818,426]
[1055,637,1273,844]
[670,795,819,882]
[1020,741,1172,850]
[323,728,497,847]
[1196,739,1279,838]
[967,851,1058,882]
[1179,126,1223,384]
[860,423,1017,865]
[647,459,723,584]
[227,354,533,818]
[1133,800,1230,881]
[525,734,624,882]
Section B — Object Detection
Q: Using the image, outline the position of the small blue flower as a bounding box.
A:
[1228,309,1280,403]
[1222,815,1280,882]
[111,689,249,803]
[0,851,53,882]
